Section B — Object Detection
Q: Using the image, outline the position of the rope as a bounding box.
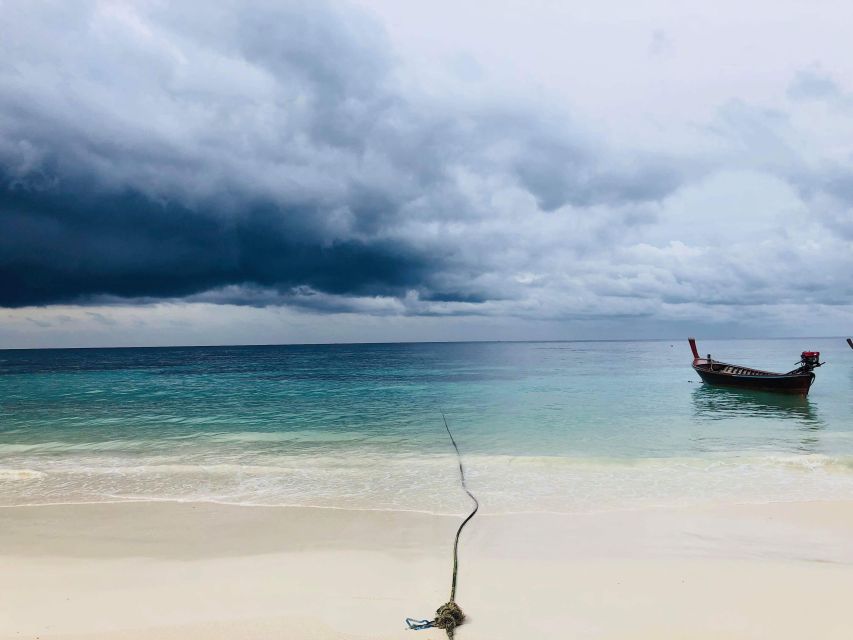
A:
[405,411,479,638]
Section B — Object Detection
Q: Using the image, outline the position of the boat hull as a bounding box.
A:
[693,365,814,396]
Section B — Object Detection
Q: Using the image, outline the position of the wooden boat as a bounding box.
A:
[689,338,822,396]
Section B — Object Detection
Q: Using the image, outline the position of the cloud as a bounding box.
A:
[0,174,433,306]
[787,67,841,101]
[0,0,693,312]
[648,29,673,58]
[1,1,853,341]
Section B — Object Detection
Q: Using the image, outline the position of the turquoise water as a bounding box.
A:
[2,339,853,513]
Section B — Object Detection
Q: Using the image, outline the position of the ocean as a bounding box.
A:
[2,339,853,514]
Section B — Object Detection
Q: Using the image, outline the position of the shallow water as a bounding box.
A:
[2,339,853,513]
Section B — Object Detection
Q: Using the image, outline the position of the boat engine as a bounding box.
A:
[799,351,822,370]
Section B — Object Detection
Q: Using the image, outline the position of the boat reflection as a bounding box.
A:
[691,384,823,429]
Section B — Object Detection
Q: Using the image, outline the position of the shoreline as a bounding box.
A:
[4,492,853,515]
[6,447,853,515]
[3,500,853,639]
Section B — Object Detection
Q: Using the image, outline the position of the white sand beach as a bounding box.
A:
[2,500,853,639]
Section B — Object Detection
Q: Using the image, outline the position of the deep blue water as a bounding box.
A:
[2,339,853,512]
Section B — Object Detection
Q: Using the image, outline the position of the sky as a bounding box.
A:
[2,0,853,348]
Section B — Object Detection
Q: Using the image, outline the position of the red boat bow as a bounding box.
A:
[688,337,700,362]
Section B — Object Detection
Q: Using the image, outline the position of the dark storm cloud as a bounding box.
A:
[0,172,429,307]
[0,1,428,307]
[0,0,694,310]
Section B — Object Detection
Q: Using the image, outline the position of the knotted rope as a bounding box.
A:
[405,412,479,638]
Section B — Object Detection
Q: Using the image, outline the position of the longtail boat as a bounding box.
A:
[688,337,822,396]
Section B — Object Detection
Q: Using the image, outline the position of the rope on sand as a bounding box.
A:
[405,411,479,638]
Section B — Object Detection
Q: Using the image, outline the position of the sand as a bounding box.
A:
[2,500,853,639]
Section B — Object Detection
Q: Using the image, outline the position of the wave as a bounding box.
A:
[4,451,853,513]
[0,431,407,453]
[473,452,853,473]
[0,440,156,453]
[5,451,853,476]
[204,430,401,444]
[0,468,46,480]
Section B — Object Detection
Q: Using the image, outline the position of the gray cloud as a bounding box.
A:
[1,1,853,339]
[648,29,673,57]
[787,67,841,101]
[1,0,692,311]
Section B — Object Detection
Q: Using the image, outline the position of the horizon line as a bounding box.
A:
[1,335,850,352]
